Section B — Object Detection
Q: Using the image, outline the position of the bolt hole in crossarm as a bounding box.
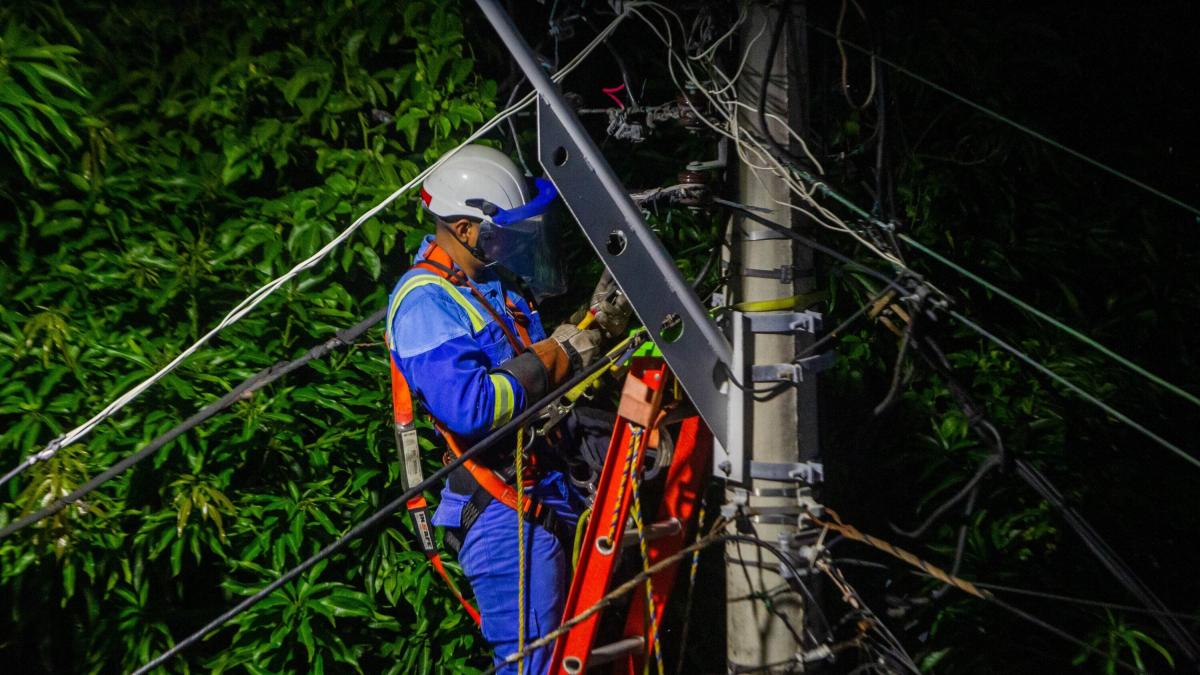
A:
[659,313,684,343]
[606,229,627,255]
[553,145,569,166]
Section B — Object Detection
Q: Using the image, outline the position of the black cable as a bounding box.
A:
[889,455,999,540]
[724,533,834,643]
[795,282,896,361]
[0,307,388,539]
[988,595,1145,675]
[131,336,642,675]
[734,538,809,647]
[711,197,908,297]
[872,307,916,416]
[756,2,812,170]
[672,491,708,675]
[822,561,921,675]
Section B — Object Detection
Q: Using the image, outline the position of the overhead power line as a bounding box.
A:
[809,25,1200,221]
[0,308,386,539]
[949,310,1199,470]
[964,578,1200,622]
[901,233,1200,410]
[0,4,639,493]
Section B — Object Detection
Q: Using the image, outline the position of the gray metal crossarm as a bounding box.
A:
[475,0,733,451]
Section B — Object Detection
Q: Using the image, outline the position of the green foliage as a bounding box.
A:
[0,0,493,671]
[815,4,1200,672]
[1075,611,1175,675]
[0,20,88,185]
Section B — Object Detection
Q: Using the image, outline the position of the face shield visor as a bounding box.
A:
[469,177,567,301]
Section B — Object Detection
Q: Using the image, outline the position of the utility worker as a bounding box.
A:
[386,145,629,673]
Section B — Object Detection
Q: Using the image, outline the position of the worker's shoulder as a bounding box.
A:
[387,269,482,341]
[390,269,464,311]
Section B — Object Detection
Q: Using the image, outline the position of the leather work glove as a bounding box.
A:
[549,323,602,372]
[496,325,602,405]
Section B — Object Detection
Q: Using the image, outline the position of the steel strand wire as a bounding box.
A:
[0,308,388,538]
[0,3,640,491]
[948,309,1198,470]
[131,335,642,675]
[807,25,1200,221]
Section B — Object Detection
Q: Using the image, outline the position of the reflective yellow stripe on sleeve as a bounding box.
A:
[489,373,515,430]
[388,274,488,336]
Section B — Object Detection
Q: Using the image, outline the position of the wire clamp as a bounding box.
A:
[747,310,822,335]
[752,353,835,384]
[749,460,824,485]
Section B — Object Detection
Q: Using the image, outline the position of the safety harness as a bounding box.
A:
[386,242,573,619]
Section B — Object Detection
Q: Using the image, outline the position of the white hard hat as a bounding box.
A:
[420,144,529,224]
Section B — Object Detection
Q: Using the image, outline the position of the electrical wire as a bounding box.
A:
[0,2,643,493]
[907,572,1200,622]
[635,9,1200,665]
[712,198,907,296]
[131,335,643,675]
[0,308,387,538]
[949,309,1199,471]
[794,283,897,361]
[811,513,1144,674]
[625,2,902,267]
[756,4,814,170]
[809,26,1200,220]
[834,0,876,110]
[901,233,1200,411]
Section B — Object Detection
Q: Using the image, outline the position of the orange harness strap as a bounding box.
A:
[387,347,481,626]
[393,242,542,516]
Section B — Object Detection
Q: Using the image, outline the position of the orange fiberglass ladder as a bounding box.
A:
[549,356,712,674]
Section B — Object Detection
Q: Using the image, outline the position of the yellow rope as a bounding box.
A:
[572,507,591,570]
[630,465,664,675]
[605,426,640,546]
[515,426,526,675]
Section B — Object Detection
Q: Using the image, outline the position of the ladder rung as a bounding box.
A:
[619,517,681,548]
[588,636,645,668]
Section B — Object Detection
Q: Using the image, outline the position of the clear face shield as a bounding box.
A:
[470,178,567,301]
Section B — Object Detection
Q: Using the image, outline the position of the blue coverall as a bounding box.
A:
[387,236,584,674]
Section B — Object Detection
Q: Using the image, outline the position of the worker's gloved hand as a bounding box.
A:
[577,270,634,338]
[525,324,602,394]
[550,323,602,371]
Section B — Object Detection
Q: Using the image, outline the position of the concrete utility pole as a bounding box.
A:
[726,2,823,671]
